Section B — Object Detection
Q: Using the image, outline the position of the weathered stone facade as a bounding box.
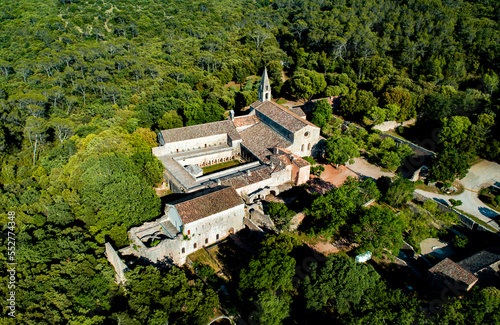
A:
[125,186,245,265]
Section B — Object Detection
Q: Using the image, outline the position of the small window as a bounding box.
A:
[308,143,311,150]
[266,86,268,90]
[205,144,207,148]
[187,230,190,235]
[181,248,185,254]
[216,234,219,240]
[265,93,269,100]
[304,131,310,137]
[176,148,179,153]
[205,238,208,244]
[194,243,197,249]
[301,144,304,151]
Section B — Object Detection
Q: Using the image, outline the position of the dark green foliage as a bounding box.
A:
[351,206,406,257]
[384,175,415,207]
[303,255,380,313]
[125,266,219,325]
[430,149,472,182]
[325,133,360,166]
[311,98,332,129]
[266,201,295,231]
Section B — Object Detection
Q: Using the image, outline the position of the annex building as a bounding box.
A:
[110,68,324,267]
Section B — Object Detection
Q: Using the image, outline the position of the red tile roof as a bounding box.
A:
[172,186,244,224]
[429,258,478,286]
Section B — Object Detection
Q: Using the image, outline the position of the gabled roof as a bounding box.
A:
[429,258,478,286]
[458,246,500,274]
[172,186,244,224]
[159,120,241,144]
[239,122,292,163]
[254,101,318,133]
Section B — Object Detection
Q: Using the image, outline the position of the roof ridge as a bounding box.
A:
[174,186,234,206]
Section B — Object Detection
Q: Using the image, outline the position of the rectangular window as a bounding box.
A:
[301,144,304,151]
[205,238,208,244]
[216,234,219,240]
[308,143,311,150]
[187,230,190,235]
[181,248,185,254]
[194,243,197,249]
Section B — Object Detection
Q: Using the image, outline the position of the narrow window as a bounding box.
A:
[216,234,219,240]
[301,144,304,151]
[308,143,311,150]
[205,238,208,244]
[205,144,207,148]
[187,230,190,235]
[194,243,197,249]
[181,248,185,254]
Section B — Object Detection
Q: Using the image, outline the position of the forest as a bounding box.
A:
[0,0,499,324]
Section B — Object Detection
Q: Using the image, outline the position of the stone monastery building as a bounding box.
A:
[116,68,324,266]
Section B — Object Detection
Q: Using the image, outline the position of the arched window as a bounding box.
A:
[181,248,185,254]
[301,144,304,151]
[308,143,311,150]
[193,243,197,249]
[205,238,208,244]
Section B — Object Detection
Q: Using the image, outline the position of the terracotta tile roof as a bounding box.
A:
[250,100,262,108]
[458,246,500,274]
[271,148,310,168]
[159,120,241,144]
[239,122,292,163]
[429,258,478,286]
[172,186,244,224]
[232,115,260,128]
[254,101,318,133]
[218,165,273,189]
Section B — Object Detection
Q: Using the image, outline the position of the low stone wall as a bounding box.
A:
[413,193,477,230]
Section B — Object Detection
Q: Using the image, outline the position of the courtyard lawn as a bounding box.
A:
[202,160,241,175]
[188,247,221,273]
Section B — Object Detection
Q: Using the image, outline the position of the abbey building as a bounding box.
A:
[114,68,324,266]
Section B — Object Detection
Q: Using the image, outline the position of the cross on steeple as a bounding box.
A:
[258,67,271,102]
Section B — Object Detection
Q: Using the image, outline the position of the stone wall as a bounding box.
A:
[153,134,228,156]
[287,125,321,157]
[105,243,128,284]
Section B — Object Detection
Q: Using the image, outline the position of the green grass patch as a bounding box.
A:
[455,208,498,233]
[188,247,221,273]
[276,98,287,105]
[202,160,241,175]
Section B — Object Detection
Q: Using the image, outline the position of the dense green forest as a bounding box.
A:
[0,0,499,323]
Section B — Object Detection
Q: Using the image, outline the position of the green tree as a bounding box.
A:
[289,69,327,101]
[385,175,415,207]
[325,134,360,167]
[303,255,380,313]
[430,149,472,182]
[311,98,332,129]
[158,111,183,130]
[352,206,406,257]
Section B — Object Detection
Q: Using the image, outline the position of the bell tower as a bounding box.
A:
[258,67,271,102]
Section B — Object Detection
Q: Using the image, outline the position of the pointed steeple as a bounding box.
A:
[258,67,271,102]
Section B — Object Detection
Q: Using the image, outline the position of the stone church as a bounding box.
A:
[113,68,324,267]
